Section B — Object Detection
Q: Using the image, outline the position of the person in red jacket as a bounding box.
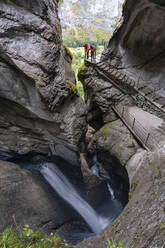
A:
[83,43,90,59]
[90,45,96,61]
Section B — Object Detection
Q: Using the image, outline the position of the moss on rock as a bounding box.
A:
[64,45,73,60]
[129,180,138,199]
[66,80,77,93]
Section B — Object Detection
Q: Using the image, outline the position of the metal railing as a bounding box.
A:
[84,57,164,151]
[85,54,101,63]
[113,104,161,151]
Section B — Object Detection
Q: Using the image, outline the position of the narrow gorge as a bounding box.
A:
[0,0,165,248]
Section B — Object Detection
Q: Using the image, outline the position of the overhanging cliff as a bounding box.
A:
[0,0,87,155]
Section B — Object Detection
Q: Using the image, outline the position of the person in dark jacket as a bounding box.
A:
[90,45,96,61]
[83,43,90,59]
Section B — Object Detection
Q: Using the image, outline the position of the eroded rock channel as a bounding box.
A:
[0,142,129,245]
[0,0,165,248]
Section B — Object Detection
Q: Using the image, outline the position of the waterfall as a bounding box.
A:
[107,183,115,200]
[41,162,107,234]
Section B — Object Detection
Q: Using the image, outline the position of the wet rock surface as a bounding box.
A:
[0,141,129,245]
[76,148,165,248]
[0,0,87,155]
[0,143,94,238]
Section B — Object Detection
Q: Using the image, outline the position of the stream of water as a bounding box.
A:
[41,162,107,234]
[8,147,128,245]
[41,161,126,243]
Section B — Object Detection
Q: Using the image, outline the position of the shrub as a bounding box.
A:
[106,239,126,248]
[0,225,73,248]
[129,181,138,199]
[66,46,104,100]
[66,80,78,93]
[64,45,73,60]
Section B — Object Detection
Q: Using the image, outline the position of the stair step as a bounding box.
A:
[115,72,121,78]
[110,69,117,75]
[118,74,125,80]
[104,66,110,71]
[85,78,92,85]
[100,64,107,69]
[108,69,115,74]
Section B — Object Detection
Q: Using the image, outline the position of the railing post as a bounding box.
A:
[122,106,125,117]
[145,133,150,145]
[132,118,135,129]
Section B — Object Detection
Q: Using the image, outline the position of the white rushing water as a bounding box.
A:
[41,162,108,234]
[107,183,115,200]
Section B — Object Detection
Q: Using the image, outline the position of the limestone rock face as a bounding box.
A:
[0,0,87,155]
[102,0,165,95]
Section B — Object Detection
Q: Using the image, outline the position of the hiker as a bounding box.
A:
[90,45,96,61]
[83,43,90,59]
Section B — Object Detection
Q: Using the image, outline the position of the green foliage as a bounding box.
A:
[69,45,104,75]
[100,123,112,135]
[64,45,73,60]
[68,46,104,99]
[72,3,81,14]
[62,25,110,48]
[0,225,72,248]
[58,0,64,7]
[78,62,85,75]
[69,47,85,74]
[106,239,126,248]
[66,80,77,93]
[129,181,138,199]
[122,0,127,8]
[76,81,84,100]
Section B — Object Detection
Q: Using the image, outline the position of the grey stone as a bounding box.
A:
[93,120,140,166]
[0,0,87,154]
